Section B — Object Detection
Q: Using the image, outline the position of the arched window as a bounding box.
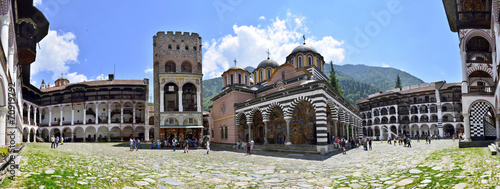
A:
[181,62,192,73]
[259,70,263,82]
[316,57,320,67]
[238,74,241,84]
[193,46,197,51]
[282,71,285,80]
[185,45,188,50]
[165,62,176,73]
[290,58,294,66]
[230,74,234,85]
[298,55,303,68]
[220,126,223,139]
[176,45,180,50]
[168,45,172,49]
[244,75,247,85]
[308,55,312,66]
[267,68,271,80]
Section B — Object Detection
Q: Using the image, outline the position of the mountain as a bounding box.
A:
[334,71,380,105]
[327,64,425,92]
[202,77,223,111]
[202,64,425,111]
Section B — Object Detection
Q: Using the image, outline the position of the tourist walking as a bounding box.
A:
[157,139,161,149]
[407,137,412,148]
[417,135,420,142]
[137,138,142,149]
[130,138,134,151]
[388,137,391,145]
[184,139,189,153]
[51,135,55,149]
[427,135,432,144]
[55,136,59,148]
[368,138,372,150]
[237,141,242,150]
[206,141,210,154]
[250,140,255,154]
[341,138,346,154]
[246,141,251,155]
[173,138,177,152]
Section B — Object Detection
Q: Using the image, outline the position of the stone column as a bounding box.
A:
[34,108,37,126]
[133,107,136,124]
[0,17,9,57]
[28,105,31,125]
[96,104,99,124]
[160,89,164,112]
[496,116,500,141]
[263,120,269,144]
[108,104,111,124]
[60,107,63,126]
[71,107,74,125]
[197,89,202,112]
[285,117,291,144]
[178,90,183,112]
[120,106,124,124]
[49,110,52,126]
[379,127,383,140]
[463,114,471,141]
[71,130,74,142]
[83,105,87,125]
[247,122,253,141]
[145,126,150,142]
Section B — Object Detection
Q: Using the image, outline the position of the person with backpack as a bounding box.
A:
[407,136,412,148]
[246,141,251,155]
[51,135,55,149]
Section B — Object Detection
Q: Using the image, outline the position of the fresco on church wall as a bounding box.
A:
[291,101,316,144]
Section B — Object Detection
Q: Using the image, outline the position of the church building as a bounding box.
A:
[209,40,361,154]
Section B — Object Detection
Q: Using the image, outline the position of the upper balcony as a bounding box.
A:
[468,86,494,95]
[467,51,492,64]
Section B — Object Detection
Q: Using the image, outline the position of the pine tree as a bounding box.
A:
[329,61,343,95]
[395,74,402,90]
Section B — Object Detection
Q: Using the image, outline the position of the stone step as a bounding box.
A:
[488,143,497,155]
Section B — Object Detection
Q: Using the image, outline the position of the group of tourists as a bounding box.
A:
[235,140,255,155]
[387,135,412,147]
[129,138,142,151]
[50,135,63,148]
[331,136,362,154]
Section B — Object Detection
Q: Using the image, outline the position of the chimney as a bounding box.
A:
[108,74,114,81]
[40,83,45,90]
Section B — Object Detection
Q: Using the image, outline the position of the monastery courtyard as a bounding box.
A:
[2,141,500,188]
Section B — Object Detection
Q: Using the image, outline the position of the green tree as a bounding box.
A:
[329,61,343,95]
[395,74,402,90]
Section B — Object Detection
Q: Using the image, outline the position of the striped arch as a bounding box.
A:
[287,96,316,116]
[235,111,245,126]
[247,107,262,123]
[461,29,495,52]
[466,65,494,78]
[338,108,345,123]
[326,100,338,120]
[264,102,285,121]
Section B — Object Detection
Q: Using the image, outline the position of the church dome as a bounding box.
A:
[291,44,318,54]
[228,65,244,71]
[256,58,279,70]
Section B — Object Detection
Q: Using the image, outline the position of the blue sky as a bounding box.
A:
[31,0,460,98]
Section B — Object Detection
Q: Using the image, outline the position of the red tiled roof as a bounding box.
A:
[41,79,146,92]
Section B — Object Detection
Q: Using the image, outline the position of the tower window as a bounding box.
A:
[308,55,312,66]
[298,55,303,68]
[193,46,197,51]
[282,71,285,80]
[259,70,263,82]
[230,74,234,85]
[245,75,247,85]
[176,45,180,50]
[267,69,271,80]
[290,58,294,66]
[168,45,172,49]
[185,46,189,50]
[316,57,320,67]
[238,74,241,84]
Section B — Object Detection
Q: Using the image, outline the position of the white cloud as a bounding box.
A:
[259,16,266,20]
[202,12,345,79]
[381,63,390,68]
[33,0,42,6]
[31,30,79,80]
[144,68,153,74]
[94,74,109,81]
[65,72,88,83]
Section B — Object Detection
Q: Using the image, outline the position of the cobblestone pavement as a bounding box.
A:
[3,139,500,188]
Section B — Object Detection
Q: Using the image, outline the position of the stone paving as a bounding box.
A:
[2,139,500,188]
